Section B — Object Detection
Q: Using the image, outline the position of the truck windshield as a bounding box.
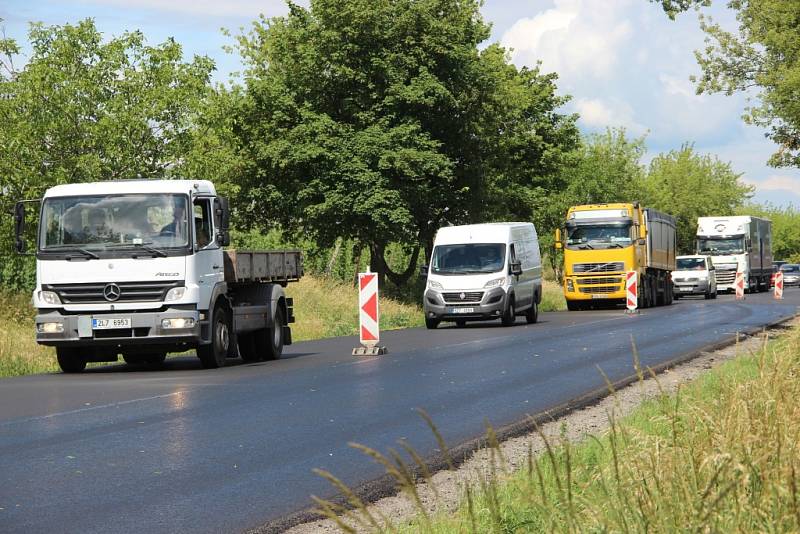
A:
[697,237,744,255]
[431,243,505,275]
[566,223,632,249]
[677,258,706,270]
[40,194,189,251]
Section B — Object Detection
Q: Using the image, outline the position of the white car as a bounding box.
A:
[673,255,717,299]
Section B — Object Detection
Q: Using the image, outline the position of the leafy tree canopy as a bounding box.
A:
[227,0,579,285]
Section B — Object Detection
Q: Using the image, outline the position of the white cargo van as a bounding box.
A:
[421,223,542,329]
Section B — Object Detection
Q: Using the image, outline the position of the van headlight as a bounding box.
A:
[428,280,443,290]
[484,277,506,289]
[164,286,186,302]
[38,291,61,305]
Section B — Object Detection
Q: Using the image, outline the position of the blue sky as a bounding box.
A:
[3,0,799,207]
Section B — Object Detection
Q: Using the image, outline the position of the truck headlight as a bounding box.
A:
[38,291,61,305]
[164,287,186,302]
[161,317,195,329]
[37,322,64,334]
[483,277,506,289]
[566,279,575,292]
[428,280,443,290]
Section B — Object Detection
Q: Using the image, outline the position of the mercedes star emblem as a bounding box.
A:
[103,283,121,302]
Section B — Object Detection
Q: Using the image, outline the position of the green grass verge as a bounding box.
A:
[314,323,800,532]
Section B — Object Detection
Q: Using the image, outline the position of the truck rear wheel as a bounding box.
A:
[238,333,261,362]
[253,306,285,361]
[198,305,230,369]
[57,348,86,373]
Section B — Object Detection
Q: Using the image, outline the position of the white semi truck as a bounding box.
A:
[14,180,301,373]
[695,216,772,292]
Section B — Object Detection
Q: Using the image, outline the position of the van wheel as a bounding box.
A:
[197,304,230,369]
[57,348,86,373]
[525,300,538,324]
[253,306,285,361]
[425,317,439,329]
[455,319,466,328]
[501,297,516,326]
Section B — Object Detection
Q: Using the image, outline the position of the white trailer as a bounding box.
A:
[695,215,772,292]
[14,179,301,373]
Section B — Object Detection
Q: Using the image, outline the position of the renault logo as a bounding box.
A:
[103,283,121,302]
[460,292,466,300]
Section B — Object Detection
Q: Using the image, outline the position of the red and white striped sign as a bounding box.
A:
[358,272,380,347]
[626,271,638,311]
[774,271,784,300]
[734,271,745,299]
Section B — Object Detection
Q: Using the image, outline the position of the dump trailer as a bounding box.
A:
[14,179,302,373]
[696,215,772,292]
[556,203,677,310]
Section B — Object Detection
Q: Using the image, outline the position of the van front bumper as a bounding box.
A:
[35,308,203,349]
[423,288,508,322]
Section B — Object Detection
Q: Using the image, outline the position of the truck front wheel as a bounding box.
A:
[198,305,230,369]
[57,348,86,373]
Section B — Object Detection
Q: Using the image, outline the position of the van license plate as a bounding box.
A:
[450,308,474,314]
[92,317,131,329]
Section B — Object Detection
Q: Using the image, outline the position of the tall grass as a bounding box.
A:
[0,290,58,377]
[312,325,800,532]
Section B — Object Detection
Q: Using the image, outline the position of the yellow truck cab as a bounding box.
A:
[556,203,677,310]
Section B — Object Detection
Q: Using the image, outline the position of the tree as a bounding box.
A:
[639,144,754,253]
[0,19,214,288]
[650,1,800,168]
[227,0,578,287]
[542,128,647,278]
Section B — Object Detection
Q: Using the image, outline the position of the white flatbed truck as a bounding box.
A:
[14,179,301,373]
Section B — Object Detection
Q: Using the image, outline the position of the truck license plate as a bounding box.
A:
[591,294,608,299]
[450,307,474,314]
[92,317,131,330]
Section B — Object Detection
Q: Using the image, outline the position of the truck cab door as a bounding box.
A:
[192,197,224,309]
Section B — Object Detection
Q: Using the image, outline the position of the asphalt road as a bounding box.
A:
[1,290,798,533]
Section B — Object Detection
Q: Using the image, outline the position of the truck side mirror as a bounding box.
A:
[215,197,231,247]
[554,228,563,249]
[510,261,523,276]
[419,264,428,278]
[638,238,646,246]
[14,202,26,254]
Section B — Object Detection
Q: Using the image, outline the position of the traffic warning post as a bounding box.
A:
[625,271,638,313]
[353,271,387,356]
[734,271,745,300]
[774,271,784,300]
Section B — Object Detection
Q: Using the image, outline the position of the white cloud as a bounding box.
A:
[659,73,702,101]
[501,0,633,82]
[573,97,647,135]
[746,175,800,193]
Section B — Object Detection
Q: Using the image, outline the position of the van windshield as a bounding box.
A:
[676,258,706,270]
[431,243,506,275]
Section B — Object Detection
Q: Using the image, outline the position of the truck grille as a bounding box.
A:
[580,277,621,285]
[46,281,182,304]
[715,269,737,285]
[580,285,620,294]
[442,292,484,303]
[573,262,624,273]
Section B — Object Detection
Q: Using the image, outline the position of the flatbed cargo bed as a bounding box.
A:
[223,250,303,284]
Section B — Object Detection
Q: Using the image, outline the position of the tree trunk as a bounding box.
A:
[381,246,420,286]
